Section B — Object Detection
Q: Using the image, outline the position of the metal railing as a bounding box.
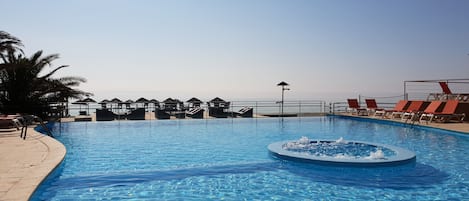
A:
[329,101,397,114]
[20,115,54,139]
[63,100,328,120]
[49,98,419,121]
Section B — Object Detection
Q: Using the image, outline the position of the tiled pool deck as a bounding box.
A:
[0,128,65,201]
[0,116,467,201]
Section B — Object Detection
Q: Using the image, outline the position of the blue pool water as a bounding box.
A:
[31,116,469,200]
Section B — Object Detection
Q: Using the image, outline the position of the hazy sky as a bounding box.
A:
[2,0,469,101]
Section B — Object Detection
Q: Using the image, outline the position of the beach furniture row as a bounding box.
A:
[95,97,253,121]
[347,98,466,124]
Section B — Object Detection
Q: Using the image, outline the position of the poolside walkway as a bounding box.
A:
[341,113,469,134]
[0,127,65,201]
[0,116,467,201]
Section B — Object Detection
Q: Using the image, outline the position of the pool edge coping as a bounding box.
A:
[0,127,66,201]
[330,114,469,135]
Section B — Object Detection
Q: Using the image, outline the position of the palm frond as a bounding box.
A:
[39,65,69,79]
[0,47,91,118]
[0,31,23,54]
[57,76,87,83]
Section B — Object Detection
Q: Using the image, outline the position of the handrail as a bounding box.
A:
[19,115,54,139]
[38,120,54,138]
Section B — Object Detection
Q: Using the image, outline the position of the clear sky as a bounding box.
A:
[2,0,469,102]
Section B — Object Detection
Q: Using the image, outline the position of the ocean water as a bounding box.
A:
[31,117,469,200]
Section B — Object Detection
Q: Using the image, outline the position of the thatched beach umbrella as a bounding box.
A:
[187,97,202,103]
[72,100,87,105]
[174,98,184,110]
[163,98,175,103]
[109,98,123,111]
[149,99,160,109]
[209,97,225,102]
[81,97,97,103]
[126,99,135,110]
[72,99,87,113]
[99,99,110,104]
[110,98,122,103]
[187,97,203,108]
[163,98,179,111]
[123,99,134,109]
[136,97,150,109]
[98,99,110,109]
[72,98,96,115]
[136,97,149,103]
[208,97,227,107]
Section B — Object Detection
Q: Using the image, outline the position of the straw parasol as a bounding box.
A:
[99,99,110,108]
[163,98,179,111]
[209,97,225,103]
[99,99,110,104]
[72,98,96,115]
[110,98,122,103]
[187,97,203,107]
[136,97,150,109]
[123,99,134,109]
[187,97,202,103]
[208,97,226,107]
[136,97,149,103]
[149,99,160,109]
[109,98,123,111]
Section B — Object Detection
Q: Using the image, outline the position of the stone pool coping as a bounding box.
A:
[0,127,66,201]
[335,114,469,134]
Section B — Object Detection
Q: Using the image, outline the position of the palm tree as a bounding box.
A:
[0,50,90,118]
[0,31,23,56]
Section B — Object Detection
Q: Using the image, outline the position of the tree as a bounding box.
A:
[0,31,23,56]
[0,31,90,119]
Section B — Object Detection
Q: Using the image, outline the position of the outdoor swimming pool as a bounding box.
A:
[31,116,468,200]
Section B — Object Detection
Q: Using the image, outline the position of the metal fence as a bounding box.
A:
[404,79,469,100]
[328,101,397,114]
[62,100,328,119]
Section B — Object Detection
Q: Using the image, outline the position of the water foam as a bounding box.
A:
[366,149,385,160]
[282,137,391,160]
[335,137,347,144]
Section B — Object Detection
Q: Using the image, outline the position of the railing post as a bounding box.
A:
[255,101,258,118]
[299,101,302,117]
[321,101,324,114]
[323,101,326,114]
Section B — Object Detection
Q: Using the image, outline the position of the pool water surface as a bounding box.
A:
[31,117,469,200]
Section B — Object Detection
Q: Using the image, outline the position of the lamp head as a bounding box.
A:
[277,81,289,86]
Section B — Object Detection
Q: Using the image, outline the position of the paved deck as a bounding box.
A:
[0,116,467,201]
[0,127,65,201]
[341,113,469,134]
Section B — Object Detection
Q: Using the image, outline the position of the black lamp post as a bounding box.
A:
[277,81,290,117]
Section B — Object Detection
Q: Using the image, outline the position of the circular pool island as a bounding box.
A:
[268,137,416,167]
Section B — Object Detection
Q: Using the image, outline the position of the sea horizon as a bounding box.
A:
[80,91,406,104]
